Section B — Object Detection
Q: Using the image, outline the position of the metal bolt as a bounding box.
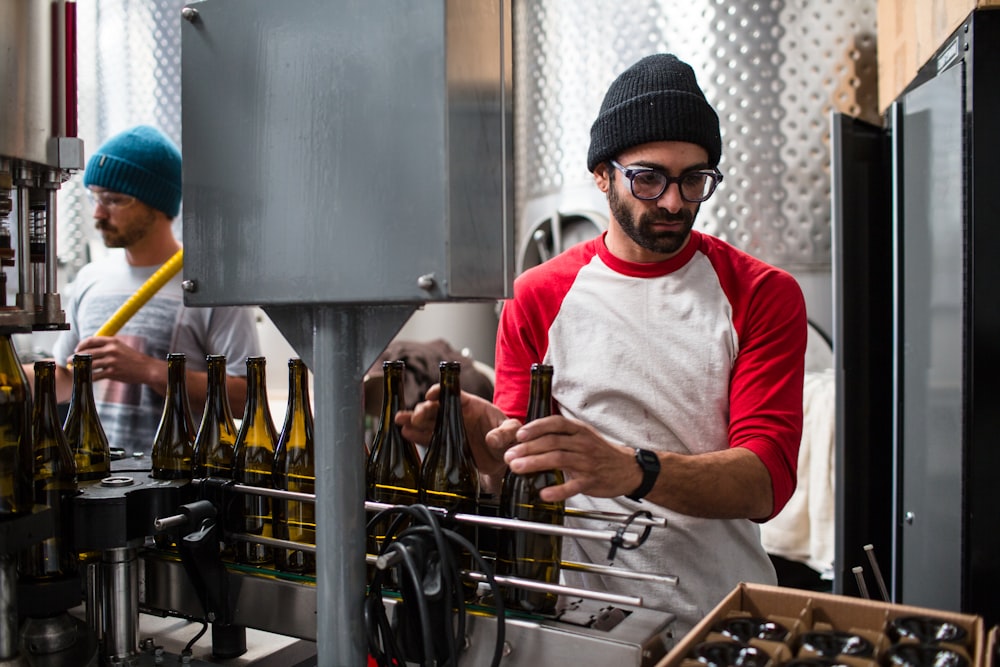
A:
[502,641,513,657]
[417,273,436,291]
[181,7,199,22]
[181,279,197,293]
[904,511,915,525]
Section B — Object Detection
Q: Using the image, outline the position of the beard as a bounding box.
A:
[95,207,157,248]
[608,179,697,257]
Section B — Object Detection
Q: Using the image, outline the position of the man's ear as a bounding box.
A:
[593,162,611,193]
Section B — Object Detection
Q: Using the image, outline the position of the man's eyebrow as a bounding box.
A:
[625,160,714,173]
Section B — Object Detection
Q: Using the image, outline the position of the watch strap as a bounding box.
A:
[625,447,660,502]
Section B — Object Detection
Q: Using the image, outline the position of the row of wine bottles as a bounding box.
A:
[2,333,565,612]
[366,359,565,614]
[0,336,317,577]
[0,333,109,580]
[151,353,316,576]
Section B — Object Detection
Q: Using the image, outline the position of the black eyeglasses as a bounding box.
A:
[609,160,723,203]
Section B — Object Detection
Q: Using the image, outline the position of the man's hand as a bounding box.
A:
[502,416,638,503]
[396,386,511,493]
[74,336,165,388]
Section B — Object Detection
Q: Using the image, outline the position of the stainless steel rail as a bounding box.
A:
[191,482,667,548]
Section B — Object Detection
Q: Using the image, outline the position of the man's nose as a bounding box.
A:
[656,181,685,213]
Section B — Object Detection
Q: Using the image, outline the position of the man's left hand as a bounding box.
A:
[502,415,641,502]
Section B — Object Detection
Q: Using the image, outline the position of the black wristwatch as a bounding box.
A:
[625,448,661,502]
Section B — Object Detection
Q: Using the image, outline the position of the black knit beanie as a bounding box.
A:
[587,54,722,172]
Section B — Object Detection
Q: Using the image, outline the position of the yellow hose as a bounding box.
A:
[95,248,184,336]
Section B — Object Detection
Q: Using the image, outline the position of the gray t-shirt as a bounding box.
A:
[53,252,260,455]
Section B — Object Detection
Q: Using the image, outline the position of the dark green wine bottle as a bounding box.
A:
[419,361,479,590]
[498,363,564,614]
[151,353,195,480]
[18,361,78,580]
[232,356,276,565]
[366,361,420,557]
[63,354,111,482]
[192,355,238,479]
[0,333,33,519]
[273,358,316,574]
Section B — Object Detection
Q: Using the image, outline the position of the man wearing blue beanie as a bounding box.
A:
[35,125,260,455]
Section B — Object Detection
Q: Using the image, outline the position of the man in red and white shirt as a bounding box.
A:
[402,53,806,637]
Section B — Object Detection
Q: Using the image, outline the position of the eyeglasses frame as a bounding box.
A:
[609,159,723,203]
[87,188,138,211]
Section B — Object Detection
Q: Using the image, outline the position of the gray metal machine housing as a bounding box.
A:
[180,2,513,664]
[180,0,513,308]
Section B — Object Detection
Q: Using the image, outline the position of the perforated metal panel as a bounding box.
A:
[514,0,878,270]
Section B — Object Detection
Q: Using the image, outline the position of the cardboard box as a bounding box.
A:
[877,1,1000,113]
[656,582,987,667]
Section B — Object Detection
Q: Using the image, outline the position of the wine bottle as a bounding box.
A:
[419,361,479,587]
[0,333,33,519]
[273,358,316,574]
[150,353,195,480]
[498,363,564,614]
[18,361,78,580]
[192,355,238,479]
[63,354,111,482]
[232,356,277,565]
[366,361,420,557]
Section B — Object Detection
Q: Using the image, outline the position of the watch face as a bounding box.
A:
[626,448,661,501]
[637,448,660,470]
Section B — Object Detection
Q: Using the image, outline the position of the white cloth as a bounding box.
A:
[760,368,836,576]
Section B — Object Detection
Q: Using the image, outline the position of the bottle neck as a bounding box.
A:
[525,371,553,423]
[380,367,403,424]
[438,366,462,404]
[69,358,99,412]
[166,359,187,400]
[282,362,313,437]
[34,365,59,411]
[32,364,69,453]
[205,359,234,417]
[242,360,274,431]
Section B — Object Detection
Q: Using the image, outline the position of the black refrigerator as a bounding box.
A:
[832,8,1000,625]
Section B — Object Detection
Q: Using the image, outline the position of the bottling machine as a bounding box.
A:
[1,0,85,664]
[1,2,682,665]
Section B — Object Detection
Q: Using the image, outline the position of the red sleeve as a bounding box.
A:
[493,239,598,421]
[704,238,808,520]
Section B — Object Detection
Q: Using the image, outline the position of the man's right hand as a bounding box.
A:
[74,336,167,390]
[396,386,512,494]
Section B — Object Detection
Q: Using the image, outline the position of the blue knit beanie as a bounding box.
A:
[83,125,182,218]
